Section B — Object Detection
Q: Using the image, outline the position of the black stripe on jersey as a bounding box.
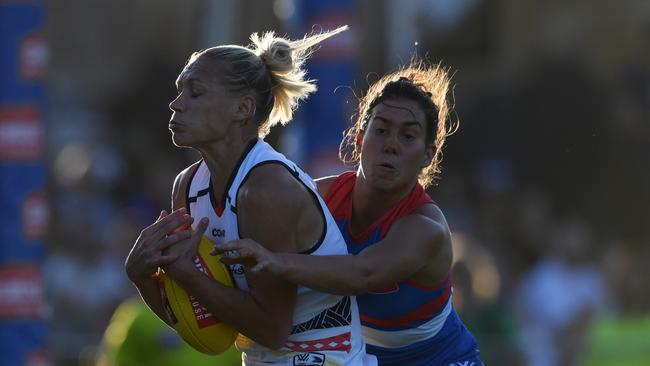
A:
[233,160,327,255]
[184,161,202,215]
[217,138,258,209]
[197,187,210,197]
[291,296,352,334]
[188,140,258,216]
[207,179,219,213]
[187,186,211,203]
[187,181,212,202]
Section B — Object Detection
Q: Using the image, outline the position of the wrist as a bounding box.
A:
[164,259,198,283]
[127,269,157,285]
[274,253,290,278]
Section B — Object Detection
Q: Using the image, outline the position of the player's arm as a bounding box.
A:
[125,164,196,326]
[216,204,452,295]
[162,165,313,349]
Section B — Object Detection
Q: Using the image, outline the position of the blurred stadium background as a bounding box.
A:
[1,0,649,365]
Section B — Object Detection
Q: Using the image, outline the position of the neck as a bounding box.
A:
[198,135,257,204]
[350,170,415,234]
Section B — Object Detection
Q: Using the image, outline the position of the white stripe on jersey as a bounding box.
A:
[362,296,453,348]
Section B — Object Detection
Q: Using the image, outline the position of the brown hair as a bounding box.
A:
[341,60,457,188]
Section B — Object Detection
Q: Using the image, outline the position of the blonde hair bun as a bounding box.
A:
[250,26,348,133]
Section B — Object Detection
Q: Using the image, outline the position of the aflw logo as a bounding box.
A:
[293,352,325,366]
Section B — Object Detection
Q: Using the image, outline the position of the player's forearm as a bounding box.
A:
[276,253,375,295]
[130,277,174,328]
[173,270,292,349]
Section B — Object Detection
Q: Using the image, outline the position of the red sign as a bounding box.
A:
[22,190,49,241]
[0,106,44,161]
[27,348,50,366]
[0,264,46,319]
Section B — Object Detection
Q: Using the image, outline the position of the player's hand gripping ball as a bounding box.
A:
[158,235,238,355]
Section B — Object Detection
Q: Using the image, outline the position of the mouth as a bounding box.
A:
[377,162,396,171]
[168,121,183,131]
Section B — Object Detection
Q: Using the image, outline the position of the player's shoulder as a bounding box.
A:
[238,163,311,211]
[413,202,445,223]
[174,160,202,185]
[393,203,450,239]
[171,160,202,210]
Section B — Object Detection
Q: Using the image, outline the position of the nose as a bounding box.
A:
[169,94,183,113]
[382,132,399,154]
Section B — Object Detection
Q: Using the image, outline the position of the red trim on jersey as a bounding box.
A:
[284,332,352,352]
[324,171,434,242]
[212,200,224,217]
[323,171,356,219]
[405,275,451,291]
[368,283,399,294]
[359,285,452,327]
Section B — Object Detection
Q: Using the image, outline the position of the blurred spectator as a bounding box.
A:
[450,232,523,365]
[578,240,650,365]
[44,164,164,364]
[44,226,130,363]
[514,216,609,366]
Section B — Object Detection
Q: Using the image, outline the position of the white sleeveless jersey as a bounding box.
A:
[186,139,375,366]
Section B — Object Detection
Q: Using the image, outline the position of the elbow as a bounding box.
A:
[256,328,290,350]
[354,255,402,294]
[252,320,291,350]
[354,261,379,295]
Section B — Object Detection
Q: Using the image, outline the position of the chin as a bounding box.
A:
[369,175,400,191]
[372,174,417,194]
[171,135,192,148]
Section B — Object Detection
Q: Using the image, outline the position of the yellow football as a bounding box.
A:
[158,235,238,355]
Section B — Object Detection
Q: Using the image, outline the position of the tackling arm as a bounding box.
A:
[217,205,452,295]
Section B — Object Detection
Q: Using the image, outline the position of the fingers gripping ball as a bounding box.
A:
[158,235,238,355]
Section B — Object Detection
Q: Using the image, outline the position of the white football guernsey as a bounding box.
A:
[185,139,376,366]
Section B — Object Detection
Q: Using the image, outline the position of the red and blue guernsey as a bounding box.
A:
[324,172,482,366]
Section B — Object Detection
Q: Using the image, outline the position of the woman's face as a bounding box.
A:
[358,98,433,191]
[168,57,239,148]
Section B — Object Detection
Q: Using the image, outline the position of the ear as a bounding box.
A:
[422,144,435,169]
[234,94,256,122]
